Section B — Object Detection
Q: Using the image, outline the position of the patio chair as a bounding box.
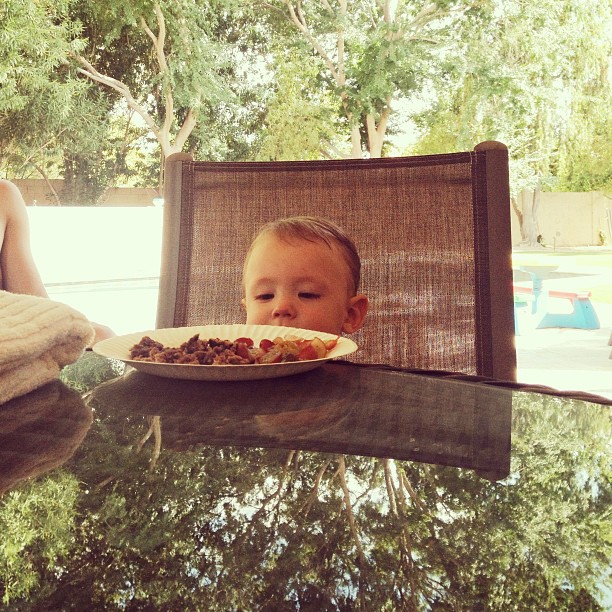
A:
[157,141,516,380]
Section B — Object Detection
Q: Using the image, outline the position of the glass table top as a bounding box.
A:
[0,353,610,609]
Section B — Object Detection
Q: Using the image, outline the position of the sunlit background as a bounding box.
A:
[29,207,162,335]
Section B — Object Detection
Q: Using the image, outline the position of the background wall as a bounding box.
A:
[16,179,611,247]
[13,179,159,207]
[510,191,611,247]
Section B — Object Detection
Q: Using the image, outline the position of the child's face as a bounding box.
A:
[242,233,366,335]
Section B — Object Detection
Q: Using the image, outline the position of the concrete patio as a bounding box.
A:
[515,304,612,400]
[514,251,612,400]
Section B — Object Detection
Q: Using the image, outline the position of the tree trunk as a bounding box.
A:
[368,125,384,158]
[366,104,390,158]
[349,125,362,158]
[519,186,543,247]
[511,195,524,241]
[34,165,61,205]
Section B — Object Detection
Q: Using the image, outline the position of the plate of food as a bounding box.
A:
[92,324,358,381]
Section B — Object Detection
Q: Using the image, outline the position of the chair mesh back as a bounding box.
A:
[159,150,515,379]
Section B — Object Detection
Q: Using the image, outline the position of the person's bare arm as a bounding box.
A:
[0,180,48,296]
[0,180,115,344]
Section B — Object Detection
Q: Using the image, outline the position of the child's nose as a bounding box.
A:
[272,298,296,319]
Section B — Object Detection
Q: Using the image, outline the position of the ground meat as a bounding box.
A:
[129,334,256,365]
[129,336,164,359]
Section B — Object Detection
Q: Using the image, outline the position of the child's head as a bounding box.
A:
[242,216,368,335]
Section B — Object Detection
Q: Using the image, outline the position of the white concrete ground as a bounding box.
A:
[515,303,612,400]
[514,273,612,401]
[47,279,159,336]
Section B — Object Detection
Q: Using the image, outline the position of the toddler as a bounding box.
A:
[242,216,368,336]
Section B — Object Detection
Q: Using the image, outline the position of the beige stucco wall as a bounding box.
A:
[510,191,611,247]
[12,179,159,207]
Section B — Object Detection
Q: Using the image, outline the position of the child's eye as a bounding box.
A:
[255,293,274,301]
[299,292,320,299]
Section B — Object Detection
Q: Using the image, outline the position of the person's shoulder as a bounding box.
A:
[0,179,21,201]
[0,180,27,215]
[0,179,19,193]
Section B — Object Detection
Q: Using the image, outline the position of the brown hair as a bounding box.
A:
[243,216,361,294]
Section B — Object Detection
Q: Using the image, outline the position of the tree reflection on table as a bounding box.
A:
[1,391,610,609]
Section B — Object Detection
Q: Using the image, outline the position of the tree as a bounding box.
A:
[0,0,163,203]
[69,0,240,187]
[255,52,341,161]
[259,0,489,159]
[1,0,257,197]
[0,0,91,189]
[410,0,612,245]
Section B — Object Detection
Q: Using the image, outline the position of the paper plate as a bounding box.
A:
[92,324,358,381]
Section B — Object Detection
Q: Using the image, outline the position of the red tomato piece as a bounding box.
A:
[259,339,275,351]
[324,337,339,350]
[297,344,319,361]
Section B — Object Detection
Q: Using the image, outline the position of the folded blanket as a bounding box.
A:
[0,291,94,405]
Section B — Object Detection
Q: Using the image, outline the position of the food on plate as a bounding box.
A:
[128,334,338,365]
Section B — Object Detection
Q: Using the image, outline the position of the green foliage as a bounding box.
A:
[1,0,610,192]
[0,0,85,113]
[410,0,612,195]
[556,95,612,193]
[0,472,80,604]
[0,0,94,182]
[3,387,609,608]
[256,53,338,161]
[60,352,124,394]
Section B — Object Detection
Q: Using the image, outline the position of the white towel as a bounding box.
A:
[0,291,94,404]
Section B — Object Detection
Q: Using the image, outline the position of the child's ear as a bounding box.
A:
[341,294,368,334]
[240,297,246,311]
